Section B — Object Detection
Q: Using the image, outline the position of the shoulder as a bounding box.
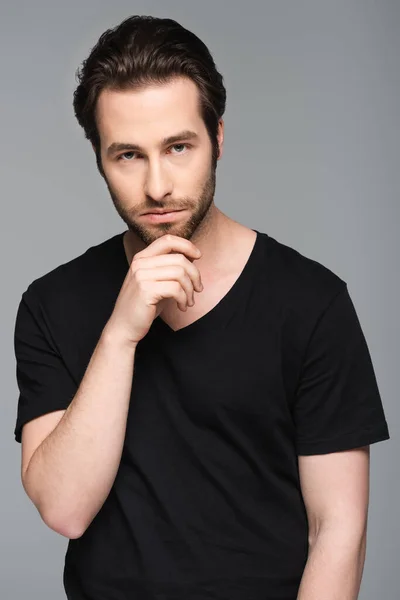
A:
[20,231,126,313]
[258,230,347,318]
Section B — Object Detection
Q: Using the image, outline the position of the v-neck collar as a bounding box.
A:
[115,228,262,340]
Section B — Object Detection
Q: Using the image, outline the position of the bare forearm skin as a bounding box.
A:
[23,326,137,539]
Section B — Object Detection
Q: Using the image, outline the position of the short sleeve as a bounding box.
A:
[13,286,77,443]
[294,284,390,455]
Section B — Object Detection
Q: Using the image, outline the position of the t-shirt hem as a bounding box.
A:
[296,421,390,455]
[14,402,73,443]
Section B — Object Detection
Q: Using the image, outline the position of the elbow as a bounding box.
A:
[22,472,86,539]
[44,510,86,539]
[43,501,95,539]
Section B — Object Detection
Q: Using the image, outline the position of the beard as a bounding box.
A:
[103,163,217,248]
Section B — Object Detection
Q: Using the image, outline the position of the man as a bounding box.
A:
[14,14,389,600]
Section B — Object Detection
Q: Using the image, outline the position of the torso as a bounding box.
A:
[19,225,358,598]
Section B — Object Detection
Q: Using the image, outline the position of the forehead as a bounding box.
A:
[95,77,205,145]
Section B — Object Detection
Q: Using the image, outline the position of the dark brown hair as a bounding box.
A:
[73,15,226,175]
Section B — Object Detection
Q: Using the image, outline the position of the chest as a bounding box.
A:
[124,316,299,467]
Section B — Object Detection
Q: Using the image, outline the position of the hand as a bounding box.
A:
[105,234,203,346]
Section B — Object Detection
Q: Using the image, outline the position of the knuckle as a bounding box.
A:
[131,265,140,278]
[130,257,141,272]
[133,267,145,283]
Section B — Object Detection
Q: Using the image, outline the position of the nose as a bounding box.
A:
[143,159,173,201]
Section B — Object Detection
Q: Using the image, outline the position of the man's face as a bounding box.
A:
[94,77,223,247]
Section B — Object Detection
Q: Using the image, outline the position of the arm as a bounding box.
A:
[19,235,203,540]
[297,446,370,600]
[23,325,137,539]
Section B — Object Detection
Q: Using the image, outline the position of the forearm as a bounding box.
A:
[297,528,367,600]
[23,325,137,538]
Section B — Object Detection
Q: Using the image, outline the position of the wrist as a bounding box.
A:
[101,322,138,352]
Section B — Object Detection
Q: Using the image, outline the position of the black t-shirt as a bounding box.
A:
[13,229,390,600]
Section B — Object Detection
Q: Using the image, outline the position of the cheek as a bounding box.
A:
[108,168,141,196]
[182,156,211,191]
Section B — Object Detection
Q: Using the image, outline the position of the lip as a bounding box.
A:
[141,209,186,223]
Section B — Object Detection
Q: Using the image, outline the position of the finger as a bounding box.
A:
[134,234,201,261]
[153,280,190,312]
[136,265,195,306]
[133,253,203,293]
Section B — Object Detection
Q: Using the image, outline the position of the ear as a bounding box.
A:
[217,119,224,160]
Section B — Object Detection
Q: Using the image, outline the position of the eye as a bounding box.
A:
[116,143,191,162]
[117,151,138,161]
[169,143,191,155]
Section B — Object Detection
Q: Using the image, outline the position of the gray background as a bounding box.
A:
[2,1,398,598]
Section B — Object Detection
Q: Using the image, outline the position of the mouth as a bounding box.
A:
[143,209,180,215]
[141,209,187,223]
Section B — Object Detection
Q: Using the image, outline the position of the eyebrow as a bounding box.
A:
[106,130,199,156]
